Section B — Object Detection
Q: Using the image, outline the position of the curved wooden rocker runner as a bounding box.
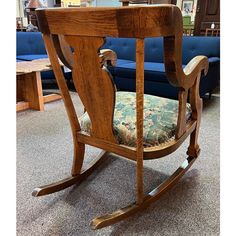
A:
[33,5,209,229]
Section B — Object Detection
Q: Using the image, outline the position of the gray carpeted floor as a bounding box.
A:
[17,90,220,236]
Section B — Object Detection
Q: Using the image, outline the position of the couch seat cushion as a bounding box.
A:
[16,54,48,61]
[208,57,220,63]
[116,59,134,66]
[108,59,134,75]
[80,92,192,147]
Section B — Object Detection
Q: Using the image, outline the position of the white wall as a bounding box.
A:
[16,0,28,26]
[16,0,20,17]
[176,0,182,9]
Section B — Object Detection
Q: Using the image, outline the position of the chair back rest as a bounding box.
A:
[36,6,184,142]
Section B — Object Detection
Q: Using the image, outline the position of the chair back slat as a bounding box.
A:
[64,36,117,142]
[52,35,74,70]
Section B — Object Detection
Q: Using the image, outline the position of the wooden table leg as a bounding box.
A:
[17,72,44,111]
[43,93,62,104]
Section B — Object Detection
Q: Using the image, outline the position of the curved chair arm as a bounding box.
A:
[100,49,117,67]
[174,56,208,139]
[185,57,208,157]
[183,56,209,89]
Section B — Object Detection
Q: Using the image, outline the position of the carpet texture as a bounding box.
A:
[17,90,220,236]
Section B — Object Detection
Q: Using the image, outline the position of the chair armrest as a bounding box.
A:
[100,49,117,67]
[183,56,209,89]
[174,56,208,139]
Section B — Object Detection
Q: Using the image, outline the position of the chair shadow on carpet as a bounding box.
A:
[37,153,200,235]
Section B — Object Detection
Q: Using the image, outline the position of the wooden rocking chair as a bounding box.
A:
[34,5,209,229]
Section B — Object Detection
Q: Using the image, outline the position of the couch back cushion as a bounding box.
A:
[16,32,47,56]
[104,37,136,61]
[182,36,220,65]
[104,37,164,62]
[104,36,220,65]
[144,37,164,63]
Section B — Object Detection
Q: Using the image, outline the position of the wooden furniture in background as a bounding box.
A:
[205,28,220,36]
[26,0,44,27]
[16,59,62,112]
[54,0,62,7]
[16,17,23,29]
[183,28,194,36]
[119,0,175,6]
[194,0,220,36]
[34,6,208,228]
[149,0,174,3]
[68,4,81,7]
[16,17,26,32]
[119,0,146,6]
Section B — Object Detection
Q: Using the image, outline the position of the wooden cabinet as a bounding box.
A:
[194,0,220,36]
[27,11,38,27]
[119,0,176,6]
[54,0,62,7]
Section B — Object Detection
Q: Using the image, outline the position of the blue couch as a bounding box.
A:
[103,36,220,99]
[16,32,71,89]
[17,32,220,98]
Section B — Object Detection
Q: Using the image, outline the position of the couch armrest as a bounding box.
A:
[100,49,117,67]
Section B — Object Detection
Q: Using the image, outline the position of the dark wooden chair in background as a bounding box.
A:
[183,28,194,36]
[205,28,220,36]
[16,17,25,31]
[119,0,175,6]
[34,5,208,229]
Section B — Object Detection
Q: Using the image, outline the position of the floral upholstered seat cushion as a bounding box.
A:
[80,92,192,147]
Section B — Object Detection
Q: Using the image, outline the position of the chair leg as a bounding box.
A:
[187,76,202,158]
[71,141,85,176]
[91,156,196,230]
[187,128,201,158]
[32,147,107,197]
[187,98,202,158]
[208,91,212,99]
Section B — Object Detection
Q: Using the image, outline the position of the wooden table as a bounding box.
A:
[16,58,62,112]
